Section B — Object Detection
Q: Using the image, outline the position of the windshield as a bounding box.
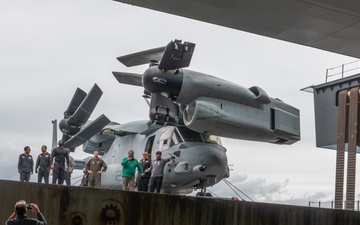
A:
[176,126,221,144]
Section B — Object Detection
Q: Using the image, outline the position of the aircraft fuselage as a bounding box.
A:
[98,122,229,194]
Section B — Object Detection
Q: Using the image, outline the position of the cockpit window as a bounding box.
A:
[177,126,203,142]
[159,127,175,151]
[158,126,221,152]
[202,134,222,145]
[176,126,221,144]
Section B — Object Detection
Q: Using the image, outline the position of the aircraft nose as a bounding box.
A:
[194,145,228,178]
[171,143,229,183]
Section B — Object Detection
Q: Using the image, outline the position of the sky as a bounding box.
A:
[0,0,359,207]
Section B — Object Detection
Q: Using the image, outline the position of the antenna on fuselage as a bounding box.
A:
[51,119,57,150]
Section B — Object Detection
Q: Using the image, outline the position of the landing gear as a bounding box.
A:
[195,179,212,197]
[195,190,212,197]
[196,192,204,197]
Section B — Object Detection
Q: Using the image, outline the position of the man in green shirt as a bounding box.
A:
[121,150,144,191]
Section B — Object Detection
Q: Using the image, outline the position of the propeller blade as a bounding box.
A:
[61,133,71,143]
[158,40,195,70]
[67,84,103,126]
[117,46,166,67]
[64,114,111,149]
[112,71,143,87]
[64,88,87,118]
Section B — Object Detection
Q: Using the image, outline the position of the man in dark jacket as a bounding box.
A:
[35,145,51,184]
[51,140,69,184]
[5,200,47,225]
[137,151,151,192]
[18,146,34,182]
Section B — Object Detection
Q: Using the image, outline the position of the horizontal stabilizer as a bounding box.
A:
[65,114,111,148]
[112,72,143,87]
[74,156,92,170]
[74,159,85,170]
[117,46,165,67]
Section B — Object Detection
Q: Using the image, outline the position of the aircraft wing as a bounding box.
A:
[113,0,360,58]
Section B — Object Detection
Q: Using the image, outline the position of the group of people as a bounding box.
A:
[121,150,174,193]
[80,149,173,193]
[17,140,75,185]
[18,139,173,193]
[6,149,174,224]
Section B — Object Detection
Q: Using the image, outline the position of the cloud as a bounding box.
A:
[0,142,26,181]
[207,173,334,207]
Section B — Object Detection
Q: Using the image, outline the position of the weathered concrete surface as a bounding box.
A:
[1,180,360,225]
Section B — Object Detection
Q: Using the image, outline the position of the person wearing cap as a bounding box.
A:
[137,151,151,192]
[18,146,34,182]
[6,200,47,225]
[148,151,173,193]
[121,150,144,191]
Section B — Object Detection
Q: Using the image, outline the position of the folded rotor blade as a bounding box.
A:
[64,88,87,118]
[112,71,143,87]
[64,114,111,149]
[117,46,165,67]
[61,133,71,143]
[158,40,195,70]
[67,84,102,126]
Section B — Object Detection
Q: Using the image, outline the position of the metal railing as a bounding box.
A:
[326,60,360,83]
[309,200,360,210]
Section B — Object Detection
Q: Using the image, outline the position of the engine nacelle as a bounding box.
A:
[59,118,80,138]
[183,97,300,144]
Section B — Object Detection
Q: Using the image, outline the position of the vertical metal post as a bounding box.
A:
[335,90,347,209]
[346,87,359,210]
[342,64,344,79]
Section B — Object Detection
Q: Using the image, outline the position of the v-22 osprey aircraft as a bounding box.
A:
[57,40,300,196]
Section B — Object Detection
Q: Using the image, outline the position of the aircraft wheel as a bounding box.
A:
[196,192,205,197]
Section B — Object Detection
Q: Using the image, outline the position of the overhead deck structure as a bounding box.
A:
[309,74,360,210]
[310,74,360,151]
[114,0,360,58]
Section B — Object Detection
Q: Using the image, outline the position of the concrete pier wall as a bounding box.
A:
[1,180,360,225]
